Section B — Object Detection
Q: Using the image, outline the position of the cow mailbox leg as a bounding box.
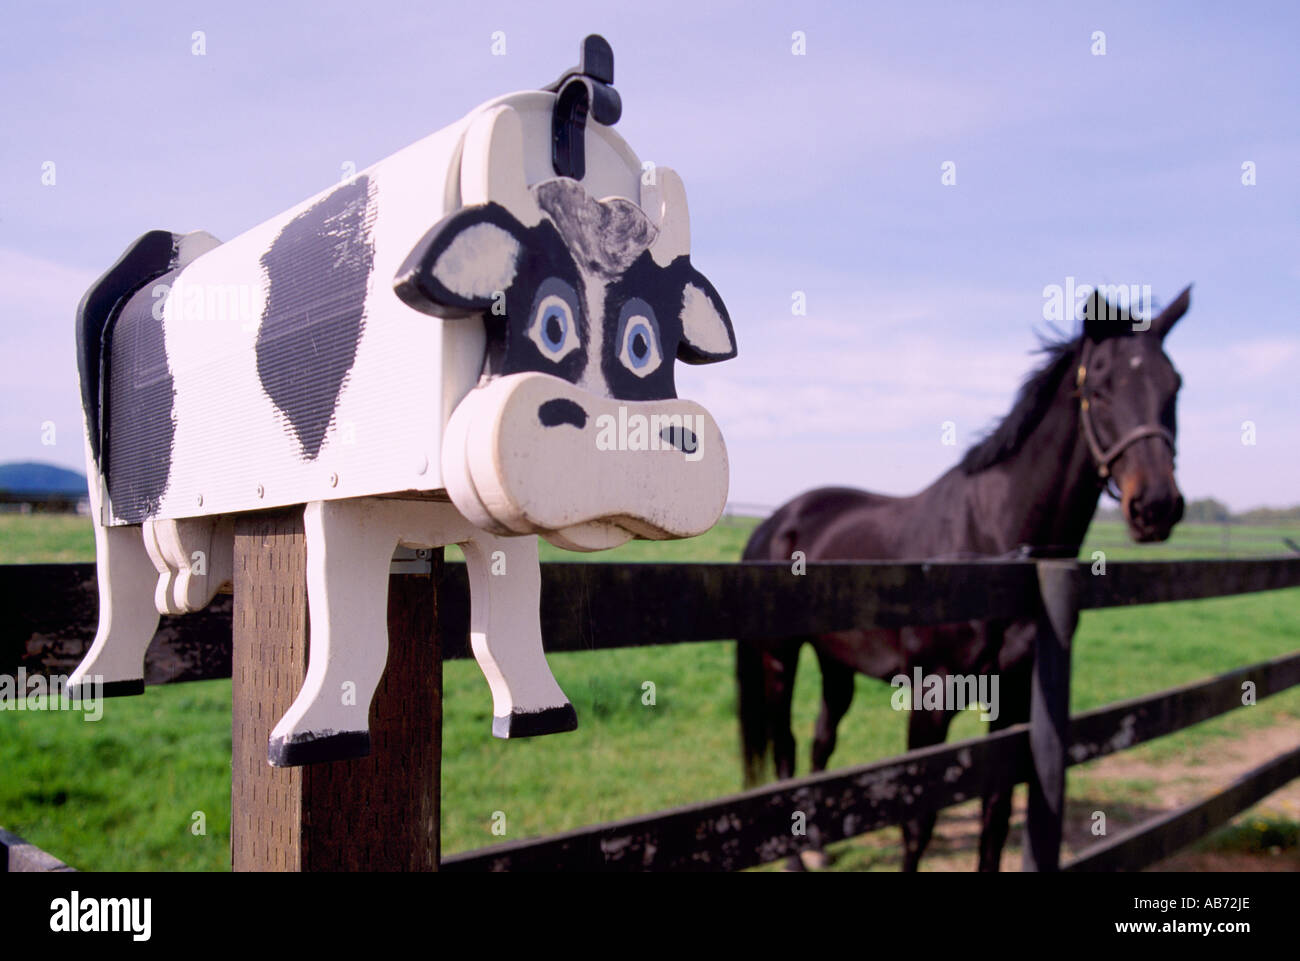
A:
[68,523,161,698]
[268,497,576,766]
[268,499,398,766]
[459,532,577,738]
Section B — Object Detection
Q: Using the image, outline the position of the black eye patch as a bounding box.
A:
[600,250,687,401]
[489,221,588,383]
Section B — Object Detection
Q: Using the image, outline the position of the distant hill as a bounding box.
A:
[0,462,89,498]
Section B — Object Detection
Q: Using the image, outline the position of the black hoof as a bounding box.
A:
[492,703,578,739]
[69,678,144,699]
[268,730,371,767]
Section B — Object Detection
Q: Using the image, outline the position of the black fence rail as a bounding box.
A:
[9,558,1298,674]
[3,556,1299,871]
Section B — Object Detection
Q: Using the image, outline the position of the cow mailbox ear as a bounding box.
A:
[395,203,528,318]
[675,268,736,363]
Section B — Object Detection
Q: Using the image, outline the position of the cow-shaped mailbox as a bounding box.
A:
[69,36,736,765]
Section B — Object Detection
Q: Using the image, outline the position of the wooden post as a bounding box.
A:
[1022,559,1080,872]
[231,508,442,871]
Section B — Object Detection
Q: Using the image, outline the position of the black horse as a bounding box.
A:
[738,286,1191,871]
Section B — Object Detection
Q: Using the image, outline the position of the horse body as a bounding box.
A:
[739,286,1191,870]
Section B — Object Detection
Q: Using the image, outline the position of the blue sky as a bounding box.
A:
[2,1,1296,511]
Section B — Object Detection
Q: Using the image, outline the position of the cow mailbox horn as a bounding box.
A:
[544,33,622,179]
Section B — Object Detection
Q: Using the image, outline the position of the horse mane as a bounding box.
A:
[959,334,1081,474]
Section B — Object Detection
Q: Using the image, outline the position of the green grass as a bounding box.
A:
[0,683,232,870]
[0,513,98,563]
[1198,815,1300,856]
[1,512,1297,869]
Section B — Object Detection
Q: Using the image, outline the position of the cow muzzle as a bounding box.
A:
[441,372,730,551]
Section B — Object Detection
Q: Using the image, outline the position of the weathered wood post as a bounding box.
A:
[1023,558,1081,871]
[231,509,442,871]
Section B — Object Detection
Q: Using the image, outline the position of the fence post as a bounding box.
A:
[231,508,442,871]
[1023,558,1081,871]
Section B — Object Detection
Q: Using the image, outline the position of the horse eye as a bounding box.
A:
[528,292,580,361]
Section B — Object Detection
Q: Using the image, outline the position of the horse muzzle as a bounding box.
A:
[1119,470,1185,543]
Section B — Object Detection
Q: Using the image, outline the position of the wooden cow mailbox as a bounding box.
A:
[69,36,736,766]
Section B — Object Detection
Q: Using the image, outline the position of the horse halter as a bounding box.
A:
[1075,340,1176,499]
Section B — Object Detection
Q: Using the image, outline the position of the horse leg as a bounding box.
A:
[811,650,856,771]
[762,643,801,783]
[800,650,856,869]
[900,707,956,872]
[977,660,1032,871]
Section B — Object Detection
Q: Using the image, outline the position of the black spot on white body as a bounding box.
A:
[257,176,377,460]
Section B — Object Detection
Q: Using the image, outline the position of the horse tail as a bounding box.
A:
[737,510,783,788]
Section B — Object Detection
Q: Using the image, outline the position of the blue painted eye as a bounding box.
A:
[528,292,580,362]
[542,305,567,350]
[626,322,652,366]
[617,302,662,378]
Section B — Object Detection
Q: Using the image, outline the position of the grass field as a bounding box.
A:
[1,512,1298,870]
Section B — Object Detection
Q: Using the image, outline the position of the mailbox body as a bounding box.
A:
[93,91,648,527]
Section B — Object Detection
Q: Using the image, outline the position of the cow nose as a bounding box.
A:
[537,398,588,429]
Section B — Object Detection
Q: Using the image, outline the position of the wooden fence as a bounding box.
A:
[3,550,1299,872]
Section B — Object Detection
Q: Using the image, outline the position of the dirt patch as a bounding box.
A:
[825,720,1300,872]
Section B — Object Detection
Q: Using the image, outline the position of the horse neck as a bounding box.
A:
[987,358,1104,553]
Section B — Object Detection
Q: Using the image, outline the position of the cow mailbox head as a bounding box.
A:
[396,105,735,551]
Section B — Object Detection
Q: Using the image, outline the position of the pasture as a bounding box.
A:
[1,512,1298,870]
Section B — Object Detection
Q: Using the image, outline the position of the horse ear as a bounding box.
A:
[1151,284,1191,340]
[1081,287,1120,341]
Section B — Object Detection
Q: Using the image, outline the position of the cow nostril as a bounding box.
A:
[661,426,699,454]
[537,398,587,429]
